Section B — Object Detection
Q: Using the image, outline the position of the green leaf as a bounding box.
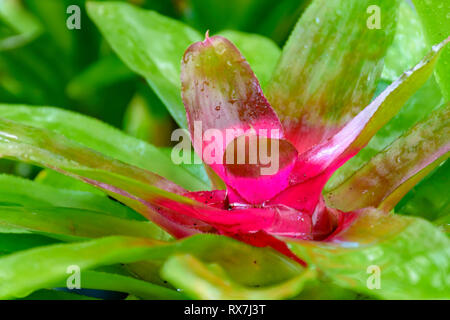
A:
[0,233,59,256]
[326,76,443,192]
[34,169,104,195]
[0,234,301,299]
[0,236,162,299]
[0,174,141,220]
[87,1,202,128]
[307,36,450,193]
[217,30,280,89]
[0,104,209,191]
[288,209,450,299]
[412,0,450,100]
[326,103,449,212]
[23,0,74,55]
[396,160,449,221]
[0,116,210,237]
[266,0,399,153]
[123,94,158,144]
[382,1,428,81]
[0,206,172,242]
[161,254,316,300]
[52,270,187,300]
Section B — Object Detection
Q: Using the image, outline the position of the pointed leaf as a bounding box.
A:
[266,0,399,153]
[0,174,140,220]
[272,37,450,213]
[326,103,449,212]
[326,76,443,193]
[328,1,444,203]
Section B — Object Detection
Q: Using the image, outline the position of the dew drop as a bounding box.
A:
[215,105,221,111]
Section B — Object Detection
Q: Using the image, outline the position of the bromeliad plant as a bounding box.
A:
[0,0,449,299]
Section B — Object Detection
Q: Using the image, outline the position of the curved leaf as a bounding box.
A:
[326,76,443,192]
[269,39,448,213]
[0,174,140,220]
[0,0,43,49]
[0,234,59,256]
[0,206,172,242]
[0,234,301,299]
[288,209,450,299]
[0,117,217,237]
[326,103,450,212]
[0,104,209,191]
[161,254,316,300]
